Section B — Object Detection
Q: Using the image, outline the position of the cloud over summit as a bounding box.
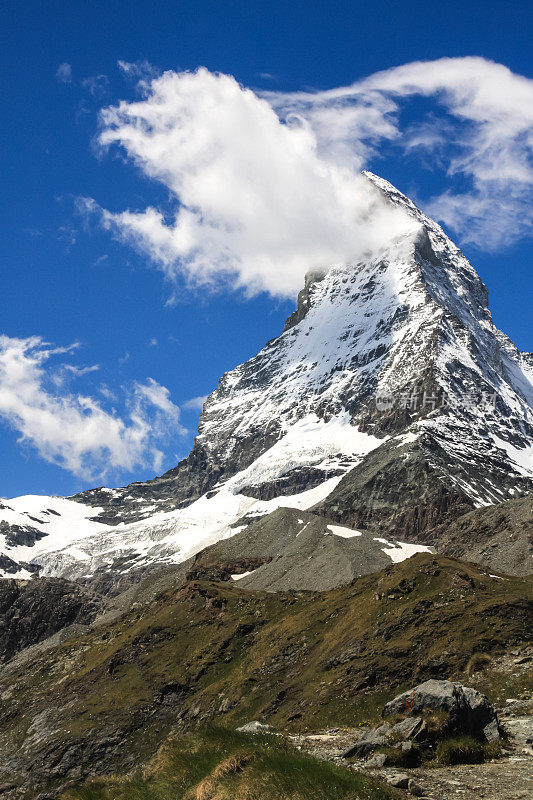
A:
[92,68,416,298]
[89,58,533,298]
[270,57,533,249]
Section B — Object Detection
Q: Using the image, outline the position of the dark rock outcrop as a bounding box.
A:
[0,578,102,663]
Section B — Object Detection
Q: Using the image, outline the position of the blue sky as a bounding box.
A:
[1,0,532,498]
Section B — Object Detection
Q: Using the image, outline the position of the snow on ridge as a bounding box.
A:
[0,495,110,576]
[14,474,346,580]
[225,413,383,494]
[326,524,362,538]
[492,437,533,478]
[373,537,433,563]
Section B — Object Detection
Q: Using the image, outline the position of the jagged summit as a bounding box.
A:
[1,174,532,579]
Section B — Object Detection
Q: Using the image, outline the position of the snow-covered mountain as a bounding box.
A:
[2,173,532,580]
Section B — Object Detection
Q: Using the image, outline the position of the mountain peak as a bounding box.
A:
[1,174,532,580]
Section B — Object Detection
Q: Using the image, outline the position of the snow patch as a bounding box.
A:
[231,570,256,581]
[373,537,433,563]
[492,437,533,477]
[226,413,383,494]
[325,524,362,538]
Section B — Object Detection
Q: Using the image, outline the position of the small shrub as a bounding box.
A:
[436,736,484,765]
[483,741,502,760]
[422,708,452,736]
[466,652,491,676]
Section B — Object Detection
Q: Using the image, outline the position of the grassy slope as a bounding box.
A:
[63,727,399,800]
[0,554,531,796]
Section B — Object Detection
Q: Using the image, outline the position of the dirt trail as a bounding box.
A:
[405,755,532,799]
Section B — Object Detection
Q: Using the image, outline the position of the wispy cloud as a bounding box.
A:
[82,74,110,98]
[182,395,208,411]
[0,336,185,480]
[55,62,72,84]
[117,59,160,84]
[266,57,533,248]
[85,58,533,300]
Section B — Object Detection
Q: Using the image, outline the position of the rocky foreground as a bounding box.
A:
[0,554,530,797]
[292,679,533,800]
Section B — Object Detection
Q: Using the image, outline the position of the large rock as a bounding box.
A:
[343,717,428,760]
[342,725,390,758]
[383,679,499,740]
[390,716,428,743]
[236,721,274,735]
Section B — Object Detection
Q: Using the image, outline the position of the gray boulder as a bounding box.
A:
[343,717,429,760]
[390,716,428,743]
[388,773,410,789]
[341,724,390,758]
[383,679,499,740]
[236,721,274,734]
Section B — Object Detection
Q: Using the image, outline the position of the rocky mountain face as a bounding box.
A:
[1,173,532,580]
[0,577,101,663]
[417,493,533,576]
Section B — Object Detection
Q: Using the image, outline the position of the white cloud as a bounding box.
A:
[182,395,208,411]
[0,335,185,480]
[90,68,415,299]
[118,59,160,84]
[267,57,533,248]
[87,59,532,292]
[55,62,72,83]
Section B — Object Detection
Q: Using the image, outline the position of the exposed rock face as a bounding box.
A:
[313,435,477,538]
[1,172,532,579]
[416,494,533,575]
[0,521,46,548]
[0,578,101,663]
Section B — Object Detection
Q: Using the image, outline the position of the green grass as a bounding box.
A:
[63,727,398,800]
[436,736,485,765]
